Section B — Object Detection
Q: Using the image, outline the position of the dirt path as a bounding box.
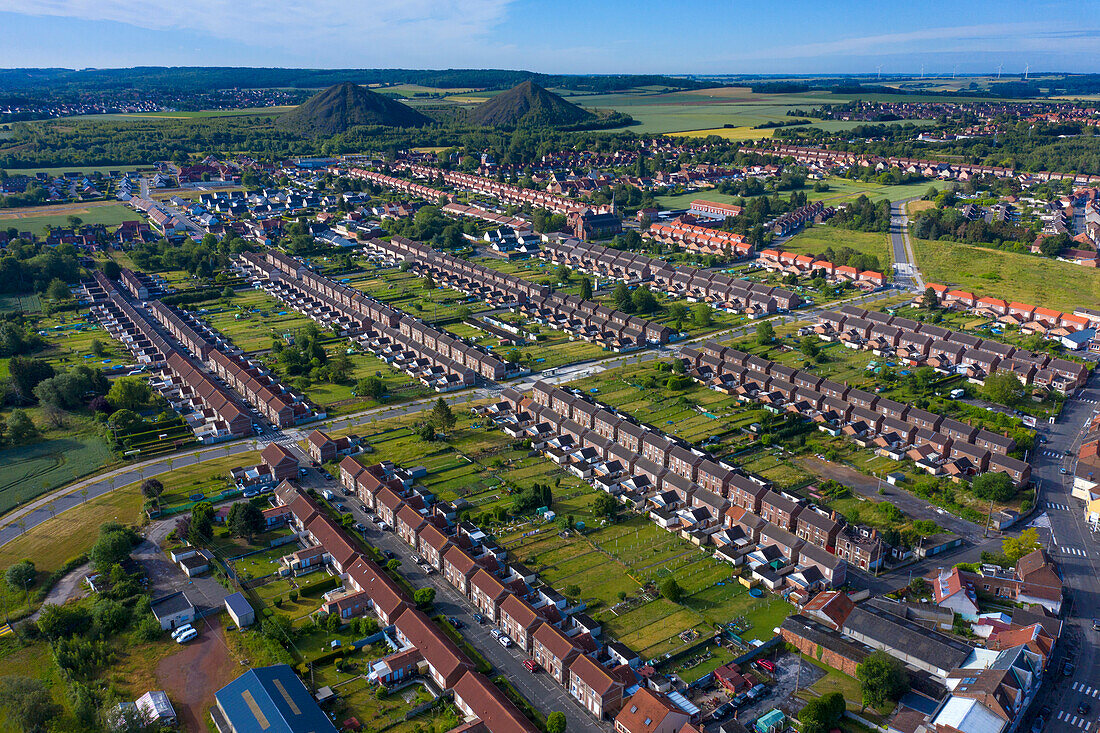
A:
[29,561,90,620]
[156,620,237,732]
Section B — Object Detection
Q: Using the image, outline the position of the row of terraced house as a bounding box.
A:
[682,339,1033,487]
[488,383,884,602]
[757,249,887,289]
[812,304,1090,392]
[363,235,676,350]
[538,237,801,315]
[267,479,543,733]
[236,250,515,389]
[335,458,668,722]
[83,272,255,442]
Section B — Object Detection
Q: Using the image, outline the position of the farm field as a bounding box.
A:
[1,165,152,176]
[911,237,1100,311]
[780,226,892,268]
[0,434,114,515]
[668,126,776,141]
[0,202,136,230]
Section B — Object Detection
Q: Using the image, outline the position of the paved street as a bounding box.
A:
[1021,370,1100,732]
[890,199,924,292]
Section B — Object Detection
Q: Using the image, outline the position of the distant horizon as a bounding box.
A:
[0,2,1096,74]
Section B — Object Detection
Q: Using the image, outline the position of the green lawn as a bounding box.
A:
[912,237,1100,310]
[781,226,891,269]
[0,203,138,232]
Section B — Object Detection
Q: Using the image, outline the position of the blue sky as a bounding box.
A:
[0,1,1096,74]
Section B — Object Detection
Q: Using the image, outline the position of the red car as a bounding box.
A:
[755,659,775,673]
[523,659,539,673]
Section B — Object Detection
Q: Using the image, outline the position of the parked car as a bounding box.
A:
[383,550,396,560]
[523,659,539,673]
[489,628,502,639]
[1079,702,1091,716]
[498,634,513,648]
[1063,660,1076,676]
[755,659,775,673]
[472,612,486,624]
[711,703,735,721]
[448,617,464,629]
[175,628,198,644]
[170,624,194,640]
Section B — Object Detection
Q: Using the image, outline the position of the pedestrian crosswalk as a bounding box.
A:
[1056,704,1091,726]
[1042,450,1064,458]
[1047,503,1071,511]
[1071,682,1100,696]
[1062,547,1088,557]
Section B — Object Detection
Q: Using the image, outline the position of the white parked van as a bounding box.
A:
[170,624,194,640]
[175,628,198,644]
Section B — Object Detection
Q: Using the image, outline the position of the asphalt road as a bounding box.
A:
[890,199,924,293]
[1022,370,1100,733]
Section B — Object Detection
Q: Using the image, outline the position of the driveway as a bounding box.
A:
[132,539,230,614]
[29,561,91,620]
[156,619,236,733]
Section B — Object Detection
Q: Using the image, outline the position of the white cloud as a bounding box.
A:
[2,0,515,52]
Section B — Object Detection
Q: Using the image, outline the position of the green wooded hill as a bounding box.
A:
[468,80,595,127]
[277,82,432,134]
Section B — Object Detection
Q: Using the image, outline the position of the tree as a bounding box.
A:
[612,282,633,312]
[189,501,215,544]
[658,577,683,603]
[5,559,35,591]
[107,408,145,436]
[413,587,436,608]
[431,398,456,432]
[6,410,37,444]
[631,286,657,314]
[908,577,928,596]
[691,303,713,327]
[9,357,54,401]
[1003,528,1042,563]
[327,352,353,383]
[45,278,70,301]
[141,478,164,502]
[799,335,821,359]
[90,338,106,357]
[756,321,775,345]
[355,376,385,399]
[668,302,690,324]
[90,530,133,571]
[798,691,845,733]
[101,259,121,280]
[0,676,59,732]
[579,277,593,300]
[856,651,909,710]
[546,712,567,733]
[971,472,1015,502]
[417,423,436,442]
[984,371,1023,406]
[592,493,617,520]
[228,502,264,542]
[106,376,152,411]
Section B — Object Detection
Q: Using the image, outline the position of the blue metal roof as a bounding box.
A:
[215,665,336,733]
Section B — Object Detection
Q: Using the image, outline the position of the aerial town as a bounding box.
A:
[0,7,1098,733]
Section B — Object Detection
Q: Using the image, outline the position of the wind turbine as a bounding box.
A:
[1024,63,1030,81]
[952,65,957,80]
[996,64,1003,80]
[876,65,883,80]
[920,65,925,80]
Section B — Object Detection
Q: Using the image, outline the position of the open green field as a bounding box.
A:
[0,483,143,572]
[0,434,114,516]
[912,237,1100,311]
[654,190,748,209]
[781,226,892,268]
[0,202,137,232]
